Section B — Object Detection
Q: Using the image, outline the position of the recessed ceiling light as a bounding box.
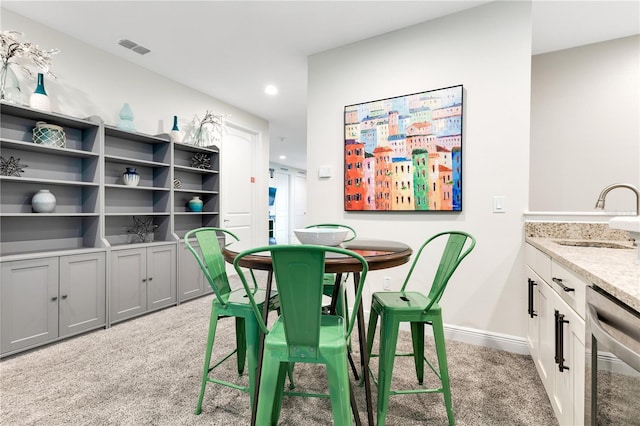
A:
[265,85,278,95]
[279,155,286,160]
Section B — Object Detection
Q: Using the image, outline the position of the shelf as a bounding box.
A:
[174,189,218,195]
[104,154,170,168]
[104,125,170,144]
[173,165,218,174]
[174,211,219,216]
[105,212,171,217]
[0,176,99,187]
[0,213,100,217]
[173,143,219,154]
[105,184,171,192]
[1,138,100,158]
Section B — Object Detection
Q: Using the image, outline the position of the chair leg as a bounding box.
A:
[410,321,425,384]
[244,314,261,412]
[236,316,247,376]
[271,362,289,425]
[377,316,400,426]
[287,362,296,389]
[255,350,281,426]
[195,304,220,415]
[432,315,455,426]
[326,352,353,425]
[365,305,379,366]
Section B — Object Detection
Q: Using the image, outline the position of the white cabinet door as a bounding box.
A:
[551,294,585,426]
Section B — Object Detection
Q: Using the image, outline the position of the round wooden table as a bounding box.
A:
[223,239,412,426]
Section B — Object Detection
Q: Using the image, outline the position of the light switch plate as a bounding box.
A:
[493,196,506,213]
[318,166,332,178]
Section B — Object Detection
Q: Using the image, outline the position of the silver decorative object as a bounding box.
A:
[126,216,158,243]
[0,155,28,176]
[173,178,182,189]
[190,152,211,170]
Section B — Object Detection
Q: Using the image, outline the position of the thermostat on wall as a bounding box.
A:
[318,166,332,178]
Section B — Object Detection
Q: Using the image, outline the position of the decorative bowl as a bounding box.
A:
[294,228,349,246]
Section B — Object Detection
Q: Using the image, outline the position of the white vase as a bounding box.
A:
[29,73,51,112]
[122,167,140,186]
[32,189,56,213]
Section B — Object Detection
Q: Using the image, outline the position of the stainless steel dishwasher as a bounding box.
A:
[585,285,640,425]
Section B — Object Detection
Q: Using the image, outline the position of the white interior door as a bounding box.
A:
[221,124,258,274]
[274,171,290,244]
[291,174,307,242]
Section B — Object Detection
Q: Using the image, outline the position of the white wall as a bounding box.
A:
[2,9,270,242]
[530,35,640,213]
[307,1,532,343]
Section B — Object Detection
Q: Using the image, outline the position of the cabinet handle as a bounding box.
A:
[142,278,147,282]
[527,278,537,318]
[552,277,574,292]
[51,296,58,301]
[148,277,153,281]
[61,294,68,299]
[554,309,570,372]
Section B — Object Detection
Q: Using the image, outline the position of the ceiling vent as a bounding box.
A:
[117,39,151,55]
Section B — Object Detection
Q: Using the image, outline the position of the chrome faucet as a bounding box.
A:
[594,183,640,215]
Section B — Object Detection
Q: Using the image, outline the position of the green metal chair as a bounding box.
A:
[365,231,476,426]
[234,244,369,425]
[185,227,279,415]
[304,224,359,377]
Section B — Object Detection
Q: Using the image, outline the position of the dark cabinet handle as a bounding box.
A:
[148,277,153,281]
[552,277,575,292]
[61,295,68,299]
[554,309,570,372]
[51,296,58,301]
[142,278,147,282]
[528,278,537,318]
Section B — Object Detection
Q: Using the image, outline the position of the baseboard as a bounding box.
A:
[365,310,530,356]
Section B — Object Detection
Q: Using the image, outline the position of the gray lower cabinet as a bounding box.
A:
[110,244,176,323]
[1,252,106,356]
[178,241,212,302]
[59,253,106,337]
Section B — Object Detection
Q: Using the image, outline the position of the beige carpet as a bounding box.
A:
[0,282,557,426]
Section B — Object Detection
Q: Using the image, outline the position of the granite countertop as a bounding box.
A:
[525,222,640,312]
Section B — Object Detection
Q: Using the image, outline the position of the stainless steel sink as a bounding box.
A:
[554,240,633,249]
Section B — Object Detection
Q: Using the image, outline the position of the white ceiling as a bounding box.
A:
[3,1,639,171]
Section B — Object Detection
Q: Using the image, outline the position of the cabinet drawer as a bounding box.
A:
[526,244,552,284]
[550,261,588,320]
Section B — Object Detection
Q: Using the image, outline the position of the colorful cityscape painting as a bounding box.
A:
[344,85,463,211]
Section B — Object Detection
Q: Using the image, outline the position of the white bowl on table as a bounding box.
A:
[294,228,349,246]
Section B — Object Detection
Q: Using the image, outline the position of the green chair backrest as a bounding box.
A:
[305,223,357,242]
[234,244,368,360]
[184,227,244,306]
[400,231,476,314]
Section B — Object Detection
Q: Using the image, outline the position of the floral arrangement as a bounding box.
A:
[1,30,59,79]
[183,111,229,147]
